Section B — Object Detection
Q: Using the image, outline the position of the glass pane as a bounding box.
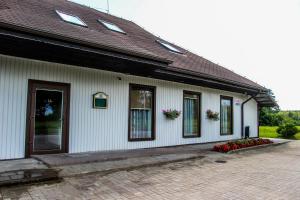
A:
[184,94,198,99]
[130,109,152,139]
[130,89,152,109]
[158,40,182,53]
[183,94,199,136]
[130,87,153,139]
[34,89,63,151]
[99,20,125,33]
[56,10,87,27]
[221,98,232,135]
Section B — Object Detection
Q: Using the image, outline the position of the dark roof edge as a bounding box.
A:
[163,67,267,93]
[254,92,278,107]
[155,69,263,95]
[0,21,173,65]
[0,28,170,69]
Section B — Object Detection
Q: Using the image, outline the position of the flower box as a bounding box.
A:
[206,109,219,121]
[213,138,273,153]
[163,109,181,120]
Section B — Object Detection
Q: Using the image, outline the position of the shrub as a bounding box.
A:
[276,123,299,137]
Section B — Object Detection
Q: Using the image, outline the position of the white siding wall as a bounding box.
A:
[0,55,258,159]
[244,99,258,138]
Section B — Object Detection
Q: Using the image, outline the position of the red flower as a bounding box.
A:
[232,144,238,150]
[213,138,273,153]
[221,144,230,152]
[213,145,221,152]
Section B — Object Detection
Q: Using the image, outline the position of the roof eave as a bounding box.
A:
[0,21,173,65]
[0,27,270,97]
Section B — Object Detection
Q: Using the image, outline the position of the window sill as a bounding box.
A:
[220,134,233,136]
[183,135,201,139]
[128,138,155,142]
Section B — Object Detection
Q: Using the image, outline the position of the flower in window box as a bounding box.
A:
[163,109,181,120]
[206,109,220,121]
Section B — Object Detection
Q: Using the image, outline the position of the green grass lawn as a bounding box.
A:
[259,126,300,140]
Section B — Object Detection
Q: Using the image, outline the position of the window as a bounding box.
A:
[183,91,201,138]
[129,84,155,141]
[98,19,125,34]
[220,96,233,135]
[56,10,87,27]
[156,40,182,54]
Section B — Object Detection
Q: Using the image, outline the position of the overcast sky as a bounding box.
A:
[71,0,300,110]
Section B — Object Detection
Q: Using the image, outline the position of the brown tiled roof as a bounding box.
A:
[0,0,264,90]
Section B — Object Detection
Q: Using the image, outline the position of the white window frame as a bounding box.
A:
[56,10,87,27]
[156,40,183,54]
[98,19,125,34]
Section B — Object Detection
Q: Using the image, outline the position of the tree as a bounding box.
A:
[259,107,284,126]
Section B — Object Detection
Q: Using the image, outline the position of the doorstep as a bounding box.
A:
[32,142,218,167]
[0,159,59,187]
[33,142,222,177]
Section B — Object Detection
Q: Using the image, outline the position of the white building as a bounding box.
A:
[0,0,276,160]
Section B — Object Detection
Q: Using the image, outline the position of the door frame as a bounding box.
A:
[25,79,70,157]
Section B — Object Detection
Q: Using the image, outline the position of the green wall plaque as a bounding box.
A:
[93,92,108,109]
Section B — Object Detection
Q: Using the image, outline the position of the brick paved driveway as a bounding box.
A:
[1,141,300,200]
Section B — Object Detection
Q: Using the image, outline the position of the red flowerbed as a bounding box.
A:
[213,138,273,153]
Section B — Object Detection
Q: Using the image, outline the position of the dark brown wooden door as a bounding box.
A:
[26,80,70,156]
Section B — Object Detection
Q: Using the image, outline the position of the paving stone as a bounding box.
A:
[56,153,204,177]
[10,174,24,180]
[1,172,16,177]
[0,159,48,174]
[0,176,10,182]
[0,140,297,199]
[0,169,59,187]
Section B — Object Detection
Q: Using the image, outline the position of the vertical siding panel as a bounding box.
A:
[10,59,17,159]
[8,58,15,159]
[83,70,88,152]
[77,69,82,152]
[3,57,8,159]
[0,56,6,158]
[244,99,258,137]
[19,59,26,159]
[6,57,13,159]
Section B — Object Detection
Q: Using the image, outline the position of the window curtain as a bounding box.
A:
[130,109,152,139]
[221,99,232,135]
[184,98,197,136]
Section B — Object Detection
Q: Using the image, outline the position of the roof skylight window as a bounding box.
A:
[56,10,87,27]
[98,20,125,34]
[157,40,182,54]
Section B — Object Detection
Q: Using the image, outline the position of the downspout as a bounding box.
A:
[241,95,255,139]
